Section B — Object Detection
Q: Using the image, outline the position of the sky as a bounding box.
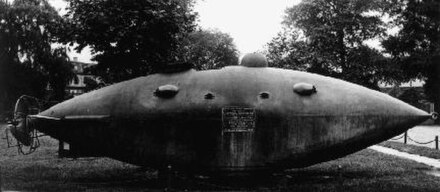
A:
[47,0,301,63]
[195,0,301,55]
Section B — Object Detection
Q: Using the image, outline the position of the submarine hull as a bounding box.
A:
[38,113,425,173]
[34,67,430,173]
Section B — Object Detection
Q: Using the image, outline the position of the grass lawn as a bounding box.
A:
[1,123,440,191]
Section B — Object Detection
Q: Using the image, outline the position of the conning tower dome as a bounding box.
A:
[240,53,268,67]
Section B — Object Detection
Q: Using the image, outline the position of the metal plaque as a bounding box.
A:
[222,107,256,132]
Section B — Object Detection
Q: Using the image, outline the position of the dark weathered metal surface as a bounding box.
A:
[18,61,430,173]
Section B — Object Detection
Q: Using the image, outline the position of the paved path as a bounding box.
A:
[370,145,440,168]
[370,145,440,177]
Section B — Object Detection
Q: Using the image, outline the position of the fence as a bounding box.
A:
[390,132,439,150]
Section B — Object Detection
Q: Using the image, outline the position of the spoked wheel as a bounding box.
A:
[6,95,42,154]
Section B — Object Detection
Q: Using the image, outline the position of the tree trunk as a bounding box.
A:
[53,84,66,102]
[0,33,10,112]
[337,29,347,72]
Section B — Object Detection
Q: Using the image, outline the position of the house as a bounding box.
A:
[66,57,96,97]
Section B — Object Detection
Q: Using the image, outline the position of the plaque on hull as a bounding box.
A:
[222,107,256,133]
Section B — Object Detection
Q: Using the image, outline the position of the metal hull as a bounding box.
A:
[37,114,424,173]
[34,67,430,173]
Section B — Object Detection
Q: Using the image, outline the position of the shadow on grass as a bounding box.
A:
[2,147,439,191]
[6,162,406,191]
[1,123,440,191]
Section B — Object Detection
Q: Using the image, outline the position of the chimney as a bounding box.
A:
[73,57,78,62]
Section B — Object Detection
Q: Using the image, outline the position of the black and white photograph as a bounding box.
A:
[0,0,439,191]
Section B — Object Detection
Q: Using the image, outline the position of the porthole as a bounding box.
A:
[259,92,270,99]
[204,93,215,100]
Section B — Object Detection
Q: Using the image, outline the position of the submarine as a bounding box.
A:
[7,53,435,174]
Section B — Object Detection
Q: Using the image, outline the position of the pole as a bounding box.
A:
[58,140,64,157]
[165,164,172,192]
[404,132,407,144]
[436,136,439,150]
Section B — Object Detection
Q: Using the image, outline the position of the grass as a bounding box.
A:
[1,123,440,191]
[379,141,440,159]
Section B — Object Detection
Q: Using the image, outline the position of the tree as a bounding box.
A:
[60,0,197,83]
[266,0,397,89]
[84,76,106,93]
[0,0,75,111]
[179,29,239,70]
[398,88,424,108]
[382,0,440,121]
[39,49,76,101]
